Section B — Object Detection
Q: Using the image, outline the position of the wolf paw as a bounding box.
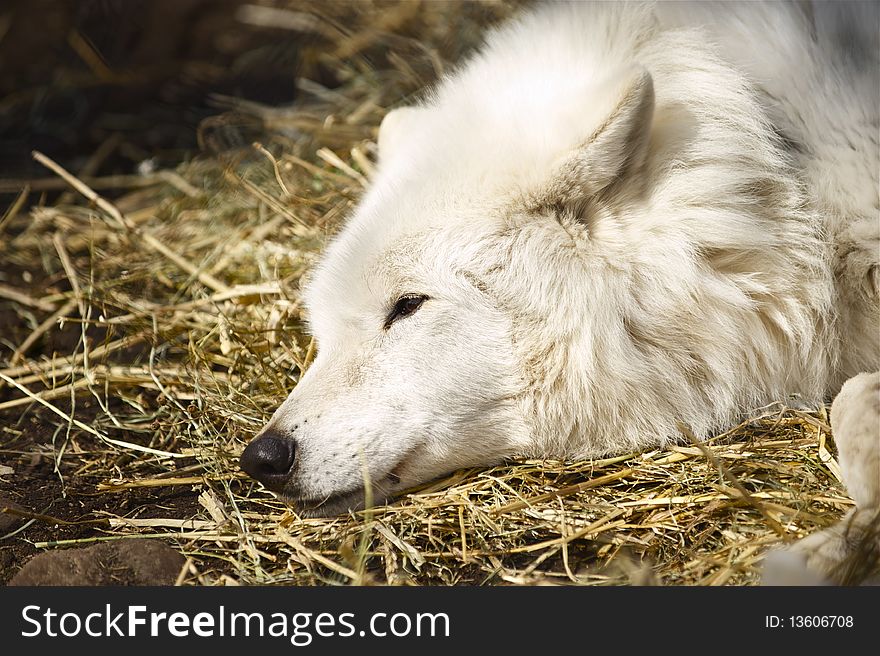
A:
[762,372,880,585]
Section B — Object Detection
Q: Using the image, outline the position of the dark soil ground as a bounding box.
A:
[0,278,232,584]
[0,391,207,585]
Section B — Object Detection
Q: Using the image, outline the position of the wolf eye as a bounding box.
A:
[384,294,428,329]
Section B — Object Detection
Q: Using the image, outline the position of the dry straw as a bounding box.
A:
[0,0,868,586]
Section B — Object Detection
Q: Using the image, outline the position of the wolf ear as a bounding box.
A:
[544,69,655,204]
[377,106,424,163]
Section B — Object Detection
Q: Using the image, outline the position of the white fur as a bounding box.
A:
[252,1,879,516]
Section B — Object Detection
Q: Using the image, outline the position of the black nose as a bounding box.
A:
[240,433,295,490]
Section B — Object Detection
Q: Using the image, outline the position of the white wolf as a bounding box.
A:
[240,1,879,522]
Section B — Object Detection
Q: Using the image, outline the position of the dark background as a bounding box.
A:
[0,0,305,180]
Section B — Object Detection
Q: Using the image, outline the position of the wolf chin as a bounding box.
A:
[240,2,879,518]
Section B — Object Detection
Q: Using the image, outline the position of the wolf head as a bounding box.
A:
[240,5,832,515]
[239,62,661,515]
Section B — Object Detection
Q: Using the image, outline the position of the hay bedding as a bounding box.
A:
[0,0,854,586]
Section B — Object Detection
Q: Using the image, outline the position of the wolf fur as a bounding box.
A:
[241,1,879,517]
